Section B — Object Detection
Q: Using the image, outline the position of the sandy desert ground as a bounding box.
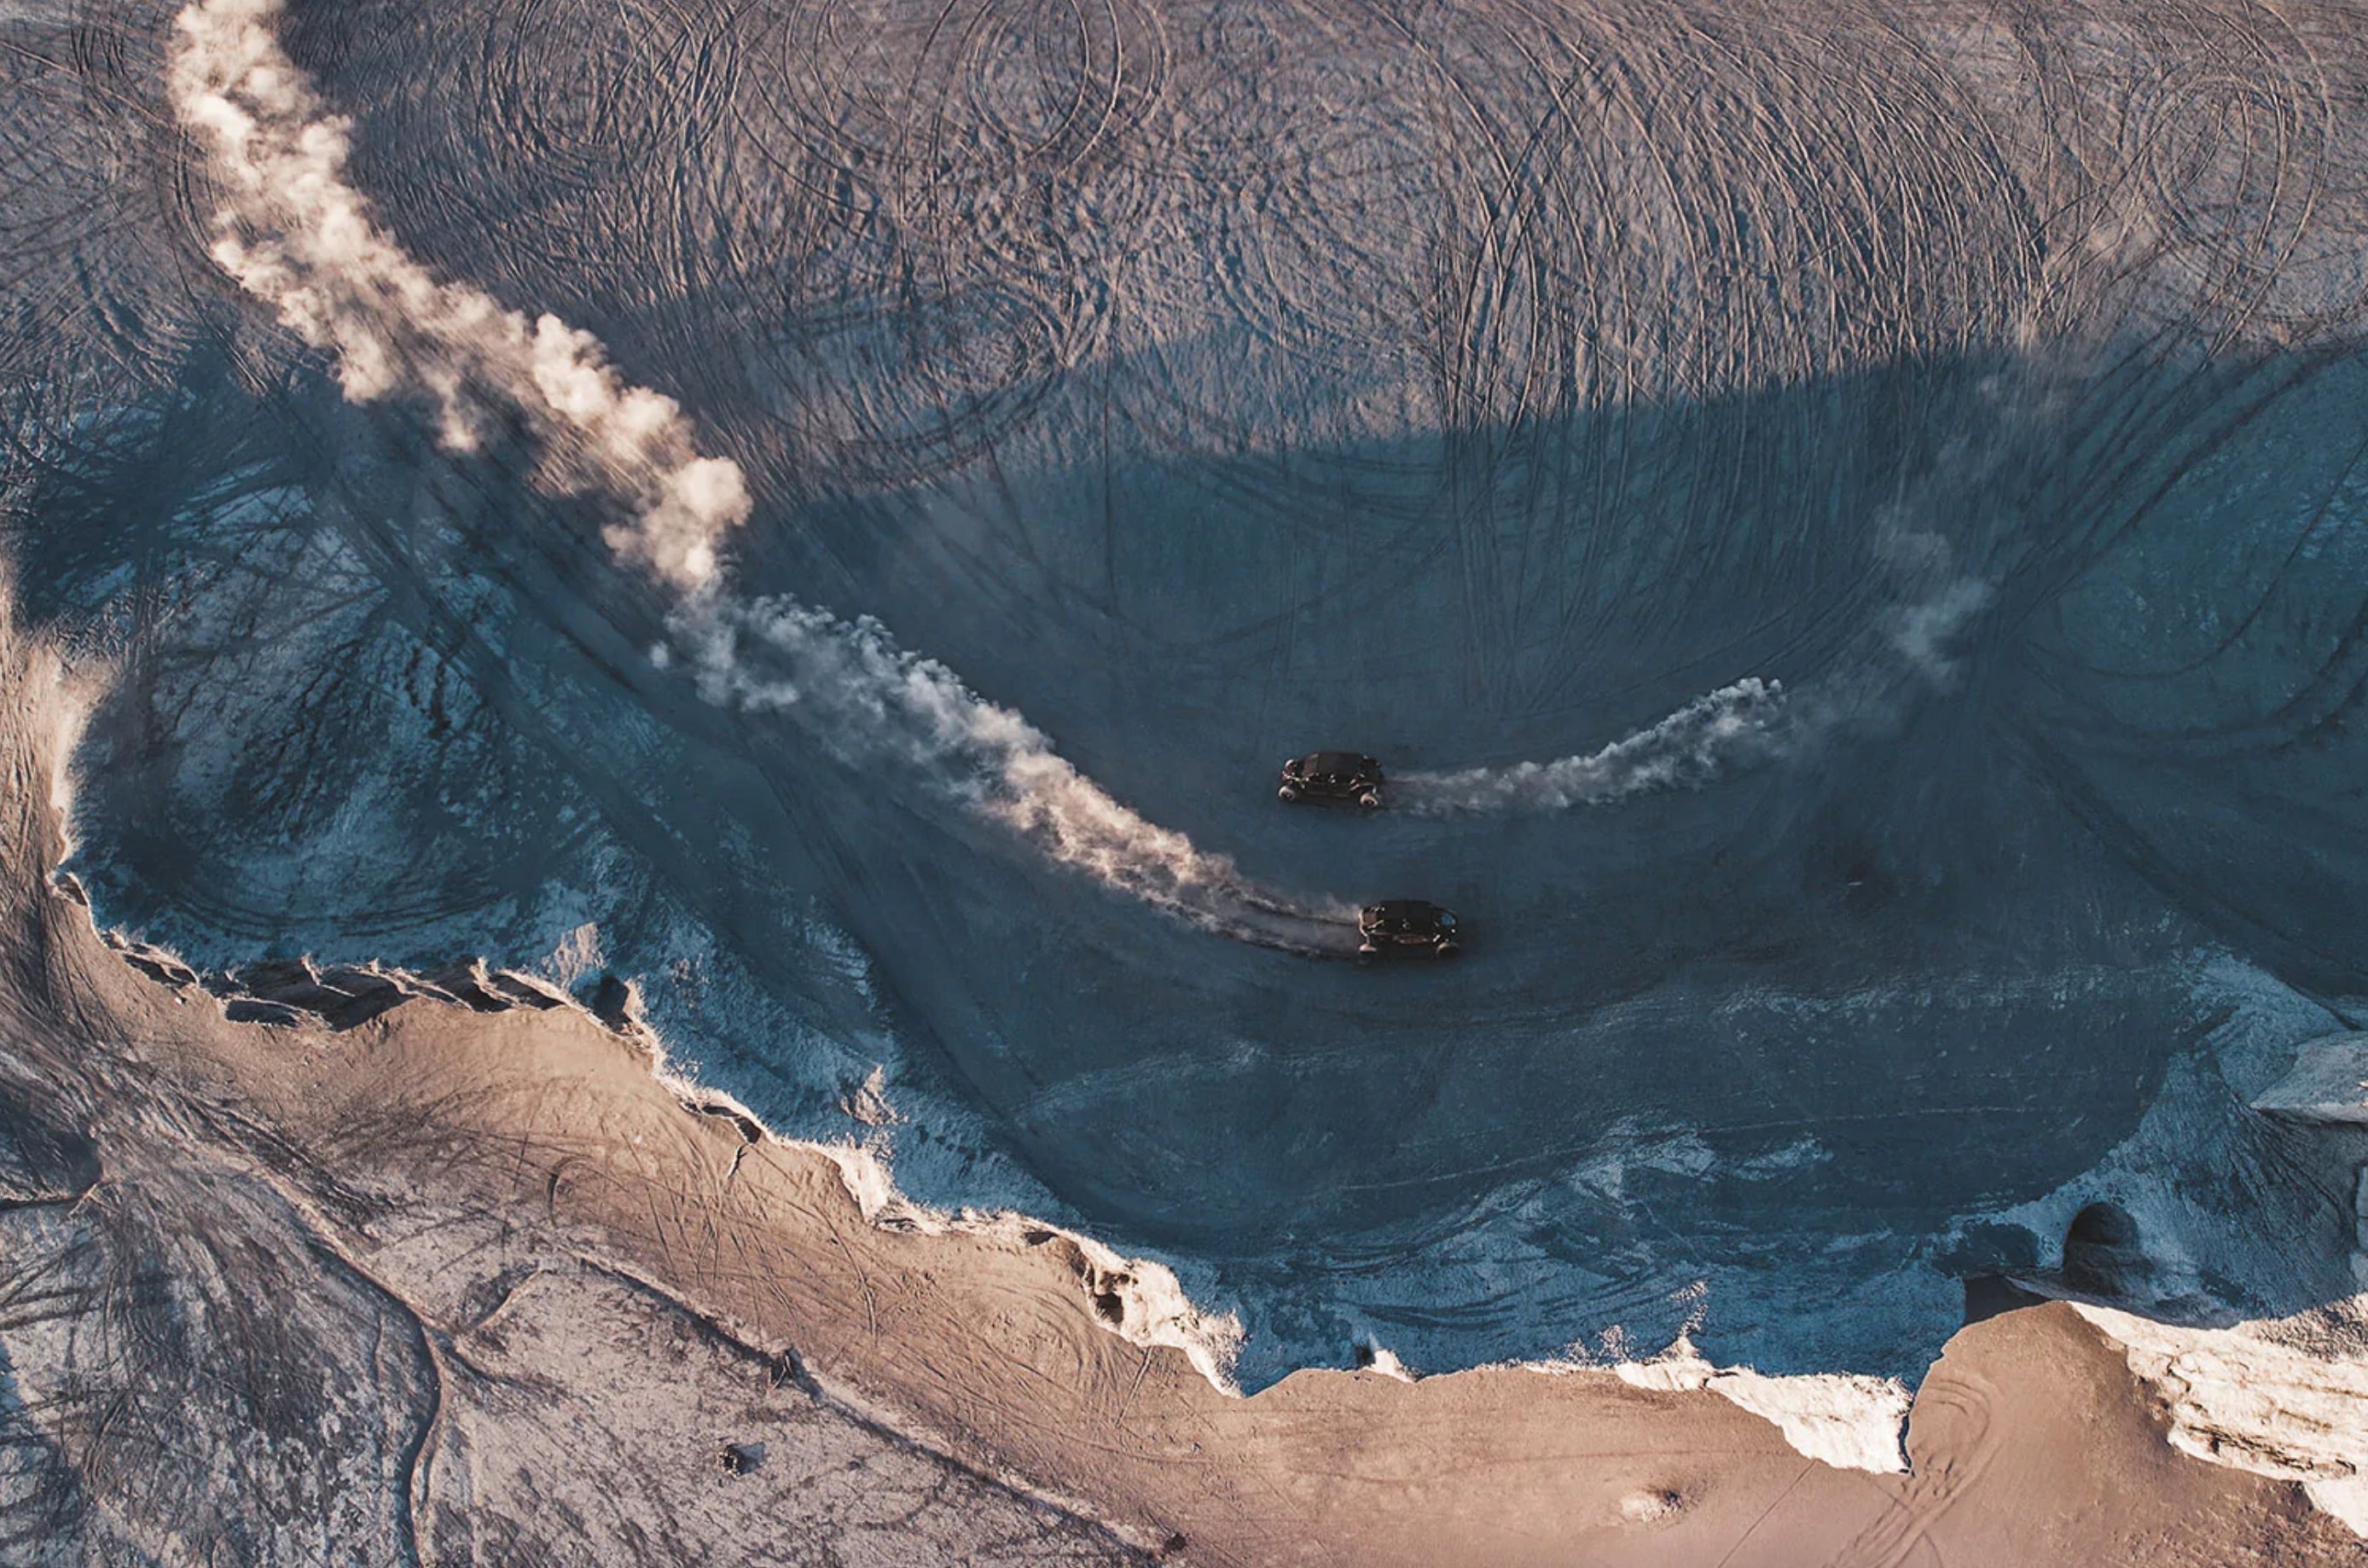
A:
[11,0,2368,1559]
[0,602,2360,1562]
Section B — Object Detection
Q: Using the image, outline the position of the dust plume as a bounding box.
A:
[168,0,1352,951]
[1397,678,1791,813]
[670,600,1359,953]
[1398,522,1994,815]
[168,0,746,592]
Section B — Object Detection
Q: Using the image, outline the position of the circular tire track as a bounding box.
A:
[680,0,1176,489]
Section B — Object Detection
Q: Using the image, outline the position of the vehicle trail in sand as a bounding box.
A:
[166,0,1357,955]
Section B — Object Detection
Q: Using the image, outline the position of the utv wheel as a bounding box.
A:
[1278,785,1301,803]
[1435,942,1460,959]
[1357,791,1382,809]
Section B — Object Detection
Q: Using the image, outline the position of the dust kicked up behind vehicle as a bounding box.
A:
[1279,752,1385,809]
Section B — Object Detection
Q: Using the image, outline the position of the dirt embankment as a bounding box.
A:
[1,599,2355,1566]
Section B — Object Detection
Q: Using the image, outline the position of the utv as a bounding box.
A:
[1279,752,1384,809]
[1356,901,1460,962]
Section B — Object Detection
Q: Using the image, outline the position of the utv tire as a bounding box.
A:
[1278,785,1302,803]
[1357,791,1382,809]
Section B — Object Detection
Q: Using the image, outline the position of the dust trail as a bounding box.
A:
[1397,678,1791,814]
[166,0,1353,952]
[669,600,1359,952]
[169,0,746,591]
[1399,528,1994,815]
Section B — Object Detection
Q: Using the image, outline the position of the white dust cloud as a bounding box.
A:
[673,600,1356,951]
[1399,677,1790,813]
[168,0,746,592]
[1397,522,1996,816]
[168,0,1350,949]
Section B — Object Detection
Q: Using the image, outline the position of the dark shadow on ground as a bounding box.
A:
[17,317,2368,1380]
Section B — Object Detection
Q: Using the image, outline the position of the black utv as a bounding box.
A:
[1278,752,1384,808]
[1356,900,1460,962]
